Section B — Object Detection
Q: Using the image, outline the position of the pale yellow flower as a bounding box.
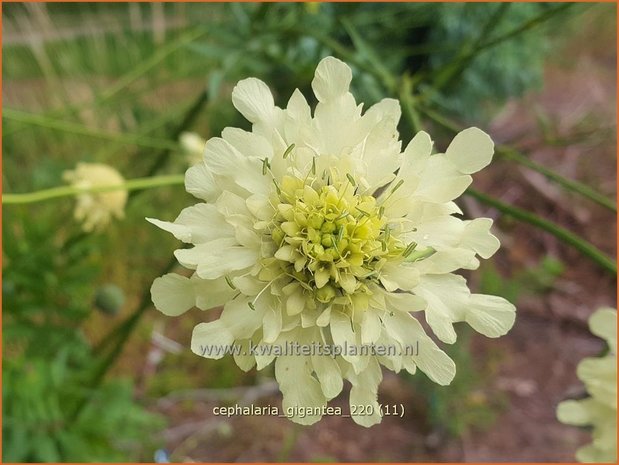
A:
[63,162,127,232]
[149,57,516,426]
[558,308,617,463]
[179,131,207,166]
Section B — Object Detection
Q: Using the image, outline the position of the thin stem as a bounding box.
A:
[399,74,422,135]
[146,90,209,179]
[397,92,615,275]
[420,106,617,212]
[69,257,178,422]
[477,3,574,54]
[339,17,398,92]
[297,27,386,86]
[5,27,209,138]
[98,28,207,103]
[431,3,574,92]
[66,89,212,423]
[500,147,617,213]
[3,175,184,205]
[467,188,616,275]
[3,108,179,151]
[432,3,511,91]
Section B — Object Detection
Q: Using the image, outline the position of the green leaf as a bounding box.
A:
[33,434,61,462]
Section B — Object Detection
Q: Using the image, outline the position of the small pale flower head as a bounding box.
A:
[557,308,617,463]
[63,162,127,232]
[149,57,516,426]
[179,132,207,166]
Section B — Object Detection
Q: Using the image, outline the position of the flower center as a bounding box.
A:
[264,170,404,305]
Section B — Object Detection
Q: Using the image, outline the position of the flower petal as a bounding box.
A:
[146,203,233,244]
[414,155,472,203]
[445,127,494,174]
[578,357,617,408]
[191,320,234,360]
[330,310,360,367]
[220,296,267,340]
[174,238,258,279]
[231,77,275,124]
[311,352,343,399]
[184,162,219,201]
[379,262,420,292]
[589,308,617,353]
[263,306,283,343]
[192,275,237,311]
[311,56,352,102]
[465,294,516,338]
[462,218,500,259]
[222,127,274,160]
[151,273,195,316]
[382,311,455,385]
[557,399,594,426]
[413,274,470,344]
[400,130,433,179]
[204,137,268,196]
[233,339,256,372]
[347,358,383,427]
[361,309,382,345]
[275,355,327,425]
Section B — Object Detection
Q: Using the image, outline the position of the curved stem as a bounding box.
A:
[467,188,616,275]
[430,3,574,92]
[70,257,178,422]
[399,75,422,135]
[3,108,179,151]
[3,174,184,205]
[420,106,617,212]
[397,82,615,276]
[4,27,209,138]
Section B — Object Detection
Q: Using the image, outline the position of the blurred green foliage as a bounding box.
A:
[3,209,164,462]
[479,256,565,306]
[180,3,568,125]
[3,351,163,462]
[425,3,553,118]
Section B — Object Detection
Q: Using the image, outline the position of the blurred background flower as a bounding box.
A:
[63,162,128,232]
[557,308,617,463]
[179,131,206,166]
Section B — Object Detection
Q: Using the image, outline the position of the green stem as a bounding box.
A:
[146,90,209,179]
[3,108,179,151]
[98,29,207,103]
[420,106,617,212]
[432,3,511,91]
[397,87,615,275]
[399,75,422,135]
[466,188,616,275]
[431,3,574,92]
[339,17,399,92]
[69,257,178,422]
[2,174,184,205]
[5,27,209,139]
[499,147,617,212]
[297,27,386,86]
[88,91,209,363]
[477,3,574,54]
